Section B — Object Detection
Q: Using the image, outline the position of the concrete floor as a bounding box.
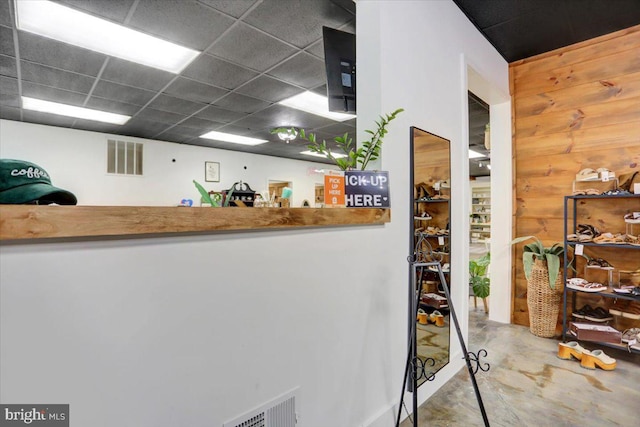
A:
[401,308,640,427]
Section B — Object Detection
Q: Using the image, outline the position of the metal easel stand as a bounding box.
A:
[395,259,491,427]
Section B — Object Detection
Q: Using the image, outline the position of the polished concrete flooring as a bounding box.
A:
[401,307,640,427]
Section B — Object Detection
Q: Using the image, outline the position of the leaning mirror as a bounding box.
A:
[410,126,451,386]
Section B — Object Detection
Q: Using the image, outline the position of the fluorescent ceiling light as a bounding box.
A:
[22,96,130,125]
[279,92,356,122]
[14,0,200,73]
[300,150,348,159]
[469,149,485,159]
[200,131,268,146]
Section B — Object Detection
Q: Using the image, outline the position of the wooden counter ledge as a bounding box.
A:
[0,205,391,241]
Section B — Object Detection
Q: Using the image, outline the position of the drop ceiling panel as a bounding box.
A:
[243,104,336,130]
[212,92,271,114]
[207,23,298,72]
[0,105,21,120]
[0,25,15,57]
[91,80,156,106]
[305,40,325,59]
[0,2,12,26]
[21,81,87,105]
[19,61,95,94]
[267,52,326,89]
[129,0,235,50]
[134,107,188,125]
[194,105,246,123]
[85,96,142,116]
[182,54,259,90]
[163,77,229,104]
[101,58,175,92]
[0,55,17,79]
[235,75,303,103]
[0,76,19,96]
[198,0,260,19]
[178,116,225,131]
[18,32,106,77]
[72,118,122,134]
[23,110,76,127]
[156,124,204,140]
[119,117,171,138]
[244,0,354,48]
[146,94,206,116]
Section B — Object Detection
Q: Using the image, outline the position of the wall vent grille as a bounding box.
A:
[223,388,298,427]
[107,139,143,175]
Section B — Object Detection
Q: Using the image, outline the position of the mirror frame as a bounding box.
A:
[409,126,452,388]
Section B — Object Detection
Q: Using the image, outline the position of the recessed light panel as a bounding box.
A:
[300,150,348,159]
[22,96,130,125]
[200,131,268,146]
[469,149,485,159]
[14,0,200,74]
[280,92,356,122]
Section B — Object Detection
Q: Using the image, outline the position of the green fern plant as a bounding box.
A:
[272,108,403,170]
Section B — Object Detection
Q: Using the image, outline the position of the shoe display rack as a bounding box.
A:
[413,194,450,310]
[562,194,640,355]
[470,184,491,244]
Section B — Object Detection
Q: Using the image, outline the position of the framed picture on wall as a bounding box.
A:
[205,161,220,182]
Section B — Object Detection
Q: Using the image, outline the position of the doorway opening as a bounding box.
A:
[468,91,490,315]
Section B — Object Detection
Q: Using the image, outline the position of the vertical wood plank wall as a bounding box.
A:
[509,25,640,327]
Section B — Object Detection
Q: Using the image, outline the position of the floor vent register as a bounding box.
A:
[223,388,298,427]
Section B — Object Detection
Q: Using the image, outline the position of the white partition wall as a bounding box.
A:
[357,1,509,425]
[1,1,508,426]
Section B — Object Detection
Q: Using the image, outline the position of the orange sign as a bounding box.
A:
[324,171,345,207]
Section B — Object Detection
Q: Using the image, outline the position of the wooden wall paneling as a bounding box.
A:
[514,71,640,118]
[515,97,640,137]
[513,48,640,98]
[515,147,640,178]
[510,25,640,80]
[515,47,640,96]
[510,22,640,330]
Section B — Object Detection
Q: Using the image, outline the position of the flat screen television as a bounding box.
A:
[322,26,356,114]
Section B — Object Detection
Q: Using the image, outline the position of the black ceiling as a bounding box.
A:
[1,0,639,168]
[453,0,640,63]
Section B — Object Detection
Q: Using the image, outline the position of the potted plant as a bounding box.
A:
[511,236,565,337]
[469,252,490,313]
[272,108,404,171]
[469,252,490,298]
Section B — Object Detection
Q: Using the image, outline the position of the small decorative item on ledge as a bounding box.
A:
[223,181,256,207]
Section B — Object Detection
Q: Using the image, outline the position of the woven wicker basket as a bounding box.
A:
[527,258,563,337]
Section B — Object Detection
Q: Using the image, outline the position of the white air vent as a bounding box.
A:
[107,139,143,175]
[223,388,298,427]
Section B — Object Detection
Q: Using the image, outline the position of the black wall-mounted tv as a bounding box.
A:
[322,26,356,114]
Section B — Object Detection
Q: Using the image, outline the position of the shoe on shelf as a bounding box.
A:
[571,304,594,319]
[621,301,640,320]
[583,307,614,322]
[580,349,616,371]
[621,328,640,344]
[609,299,631,316]
[557,341,586,361]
